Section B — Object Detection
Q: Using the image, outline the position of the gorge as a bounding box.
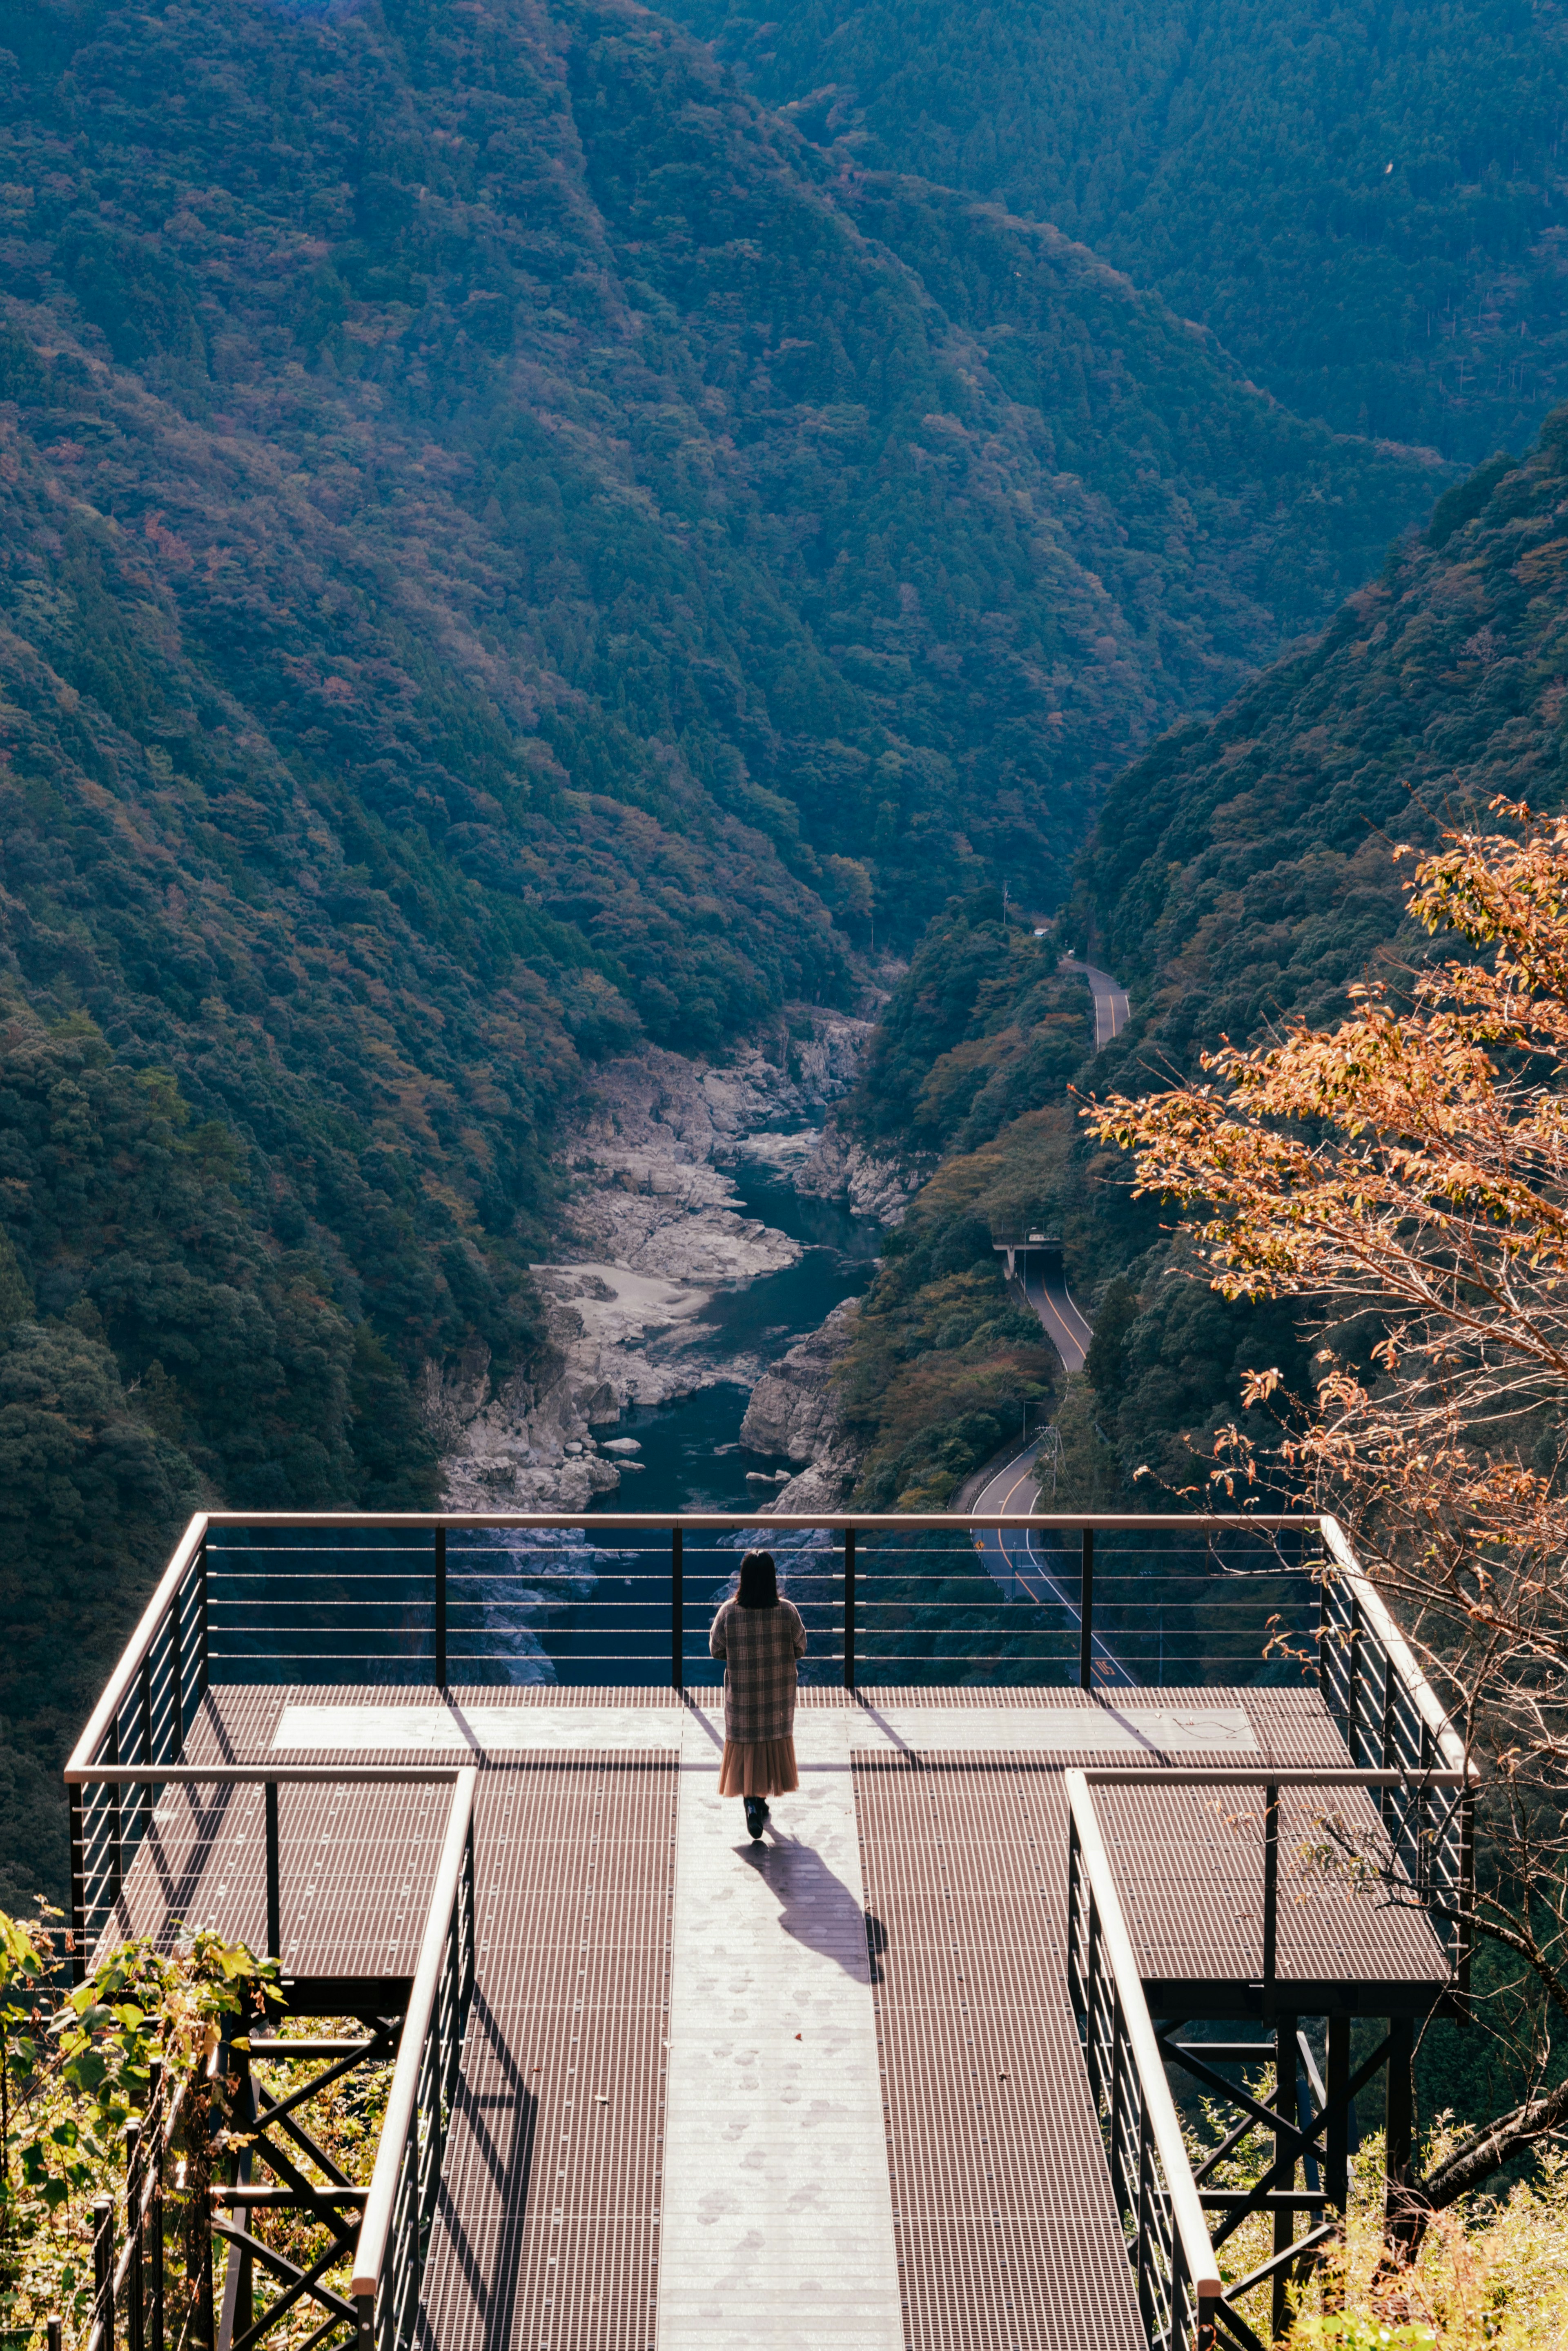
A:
[3,0,1568,1920]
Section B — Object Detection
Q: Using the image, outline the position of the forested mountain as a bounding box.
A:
[0,0,1456,1899]
[674,0,1568,461]
[836,403,1568,1509]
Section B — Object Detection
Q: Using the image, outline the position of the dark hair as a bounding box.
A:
[737,1550,779,1609]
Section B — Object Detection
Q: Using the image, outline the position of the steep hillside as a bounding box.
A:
[835,406,1568,1509]
[675,0,1568,461]
[0,0,1451,1900]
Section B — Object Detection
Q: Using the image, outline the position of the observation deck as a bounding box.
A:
[67,1511,1468,2351]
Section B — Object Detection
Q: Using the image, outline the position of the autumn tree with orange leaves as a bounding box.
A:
[1089,798,1568,2222]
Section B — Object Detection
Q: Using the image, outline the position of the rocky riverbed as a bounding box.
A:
[435,1009,877,1510]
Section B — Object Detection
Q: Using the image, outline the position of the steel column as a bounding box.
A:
[125,2121,145,2351]
[1272,2014,1297,2340]
[265,1781,281,1963]
[1384,2015,1414,2245]
[93,2197,114,2351]
[1325,2017,1350,2216]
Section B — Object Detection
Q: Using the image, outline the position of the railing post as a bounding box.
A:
[265,1781,281,1963]
[1079,1526,1095,1691]
[843,1525,856,1692]
[149,2058,165,2351]
[107,1722,123,1905]
[94,2196,115,2351]
[1316,1548,1331,1704]
[1261,1782,1279,2010]
[139,1652,154,1836]
[356,2291,375,2351]
[1134,2099,1156,2342]
[1380,1649,1397,1830]
[434,1526,447,1689]
[47,2320,62,2351]
[69,1783,87,1986]
[1458,1781,1475,1996]
[170,1587,184,1765]
[196,1533,209,1703]
[670,1526,683,1692]
[125,2120,145,2351]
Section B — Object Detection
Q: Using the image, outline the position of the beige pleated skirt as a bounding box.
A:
[717,1735,800,1798]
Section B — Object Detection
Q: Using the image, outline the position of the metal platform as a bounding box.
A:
[82,1680,1451,2351]
[65,1508,1469,2351]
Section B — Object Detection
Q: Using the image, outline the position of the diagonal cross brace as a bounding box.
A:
[210,2217,360,2351]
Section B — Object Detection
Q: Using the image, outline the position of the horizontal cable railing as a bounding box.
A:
[180,1509,1319,1692]
[1066,1769,1223,2350]
[352,1771,477,2351]
[1069,1761,1469,2350]
[1317,1519,1473,1977]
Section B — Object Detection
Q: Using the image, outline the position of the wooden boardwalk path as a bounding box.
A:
[102,1685,1450,2351]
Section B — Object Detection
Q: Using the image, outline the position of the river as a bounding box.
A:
[432,1147,880,1688]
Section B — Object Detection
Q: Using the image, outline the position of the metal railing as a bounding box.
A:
[70,1769,475,2351]
[97,1507,1320,1699]
[353,1769,476,2351]
[1318,1520,1473,1971]
[1067,1771,1222,2350]
[1068,1759,1470,2350]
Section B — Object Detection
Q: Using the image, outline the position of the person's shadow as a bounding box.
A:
[739,1830,889,1984]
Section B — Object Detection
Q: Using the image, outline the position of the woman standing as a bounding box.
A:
[710,1549,807,1841]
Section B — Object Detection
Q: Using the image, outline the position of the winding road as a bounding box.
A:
[1015,1254,1093,1374]
[1059,953,1131,1051]
[967,948,1133,1679]
[970,1442,1130,1687]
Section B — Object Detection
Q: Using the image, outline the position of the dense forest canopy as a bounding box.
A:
[0,0,1441,1894]
[835,404,1568,1513]
[673,0,1568,460]
[0,0,1531,1898]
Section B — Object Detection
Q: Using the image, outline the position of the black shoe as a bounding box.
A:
[744,1797,765,1841]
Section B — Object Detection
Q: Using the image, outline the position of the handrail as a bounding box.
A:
[352,1766,477,2306]
[1320,1515,1469,1774]
[65,1764,465,1785]
[1065,1769,1222,2304]
[195,1509,1314,1530]
[1080,1767,1466,1789]
[67,1512,205,1775]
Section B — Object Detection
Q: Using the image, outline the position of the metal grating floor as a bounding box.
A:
[419,1758,676,2351]
[855,1756,1147,2351]
[89,1682,1451,2349]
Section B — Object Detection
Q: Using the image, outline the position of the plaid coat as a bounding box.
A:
[709,1598,807,1743]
